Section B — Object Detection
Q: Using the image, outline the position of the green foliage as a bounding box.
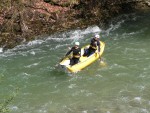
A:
[0,88,19,113]
[0,73,19,113]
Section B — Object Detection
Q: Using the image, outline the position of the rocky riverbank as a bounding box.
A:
[0,0,150,50]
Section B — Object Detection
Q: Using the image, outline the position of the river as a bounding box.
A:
[0,11,150,113]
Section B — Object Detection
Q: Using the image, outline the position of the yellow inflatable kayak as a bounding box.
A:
[59,41,105,73]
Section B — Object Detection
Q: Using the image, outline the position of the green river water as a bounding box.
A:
[0,11,150,113]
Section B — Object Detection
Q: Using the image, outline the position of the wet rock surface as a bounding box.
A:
[0,0,149,50]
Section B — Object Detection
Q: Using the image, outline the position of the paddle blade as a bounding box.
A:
[99,58,107,67]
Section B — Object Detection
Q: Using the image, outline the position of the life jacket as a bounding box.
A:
[90,38,98,50]
[72,47,81,58]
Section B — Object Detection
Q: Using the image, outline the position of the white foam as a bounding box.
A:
[68,84,77,89]
[21,72,30,76]
[38,109,47,113]
[134,97,142,103]
[67,26,102,44]
[82,110,88,113]
[141,108,149,113]
[10,106,18,110]
[105,20,125,36]
[0,48,3,53]
[107,111,111,113]
[25,63,39,68]
[30,51,35,55]
[46,37,69,42]
[137,85,145,91]
[72,26,101,37]
[83,26,102,34]
[121,97,129,102]
[0,25,102,58]
[27,40,44,46]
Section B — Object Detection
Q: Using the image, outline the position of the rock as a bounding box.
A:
[13,23,22,33]
[4,12,13,19]
[14,14,21,23]
[146,0,150,6]
[44,0,51,3]
[0,0,150,49]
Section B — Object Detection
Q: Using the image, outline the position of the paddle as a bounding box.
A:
[55,54,70,68]
[60,46,72,62]
[60,56,67,62]
[96,49,106,66]
[97,52,102,62]
[60,55,71,62]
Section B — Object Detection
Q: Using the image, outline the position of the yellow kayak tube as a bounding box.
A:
[59,41,105,73]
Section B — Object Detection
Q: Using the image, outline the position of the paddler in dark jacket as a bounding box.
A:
[65,42,81,66]
[84,34,100,57]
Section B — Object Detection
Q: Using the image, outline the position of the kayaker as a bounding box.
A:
[65,42,81,66]
[83,34,100,57]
